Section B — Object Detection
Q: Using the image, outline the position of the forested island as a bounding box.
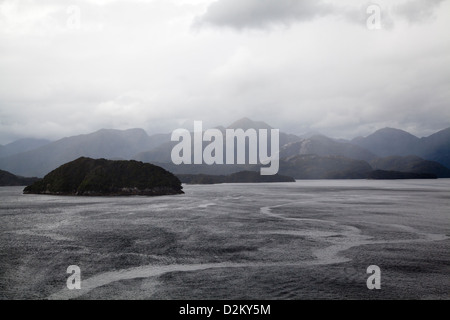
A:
[23,157,184,196]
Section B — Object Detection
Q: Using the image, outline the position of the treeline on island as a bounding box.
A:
[23,157,184,196]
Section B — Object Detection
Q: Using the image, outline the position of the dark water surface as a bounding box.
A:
[1,180,449,300]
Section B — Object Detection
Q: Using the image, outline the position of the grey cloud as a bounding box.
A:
[0,0,449,144]
[196,0,448,30]
[195,0,334,30]
[394,0,447,23]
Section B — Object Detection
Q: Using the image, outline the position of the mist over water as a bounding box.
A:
[1,180,449,300]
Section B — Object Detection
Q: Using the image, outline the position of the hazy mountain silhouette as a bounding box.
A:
[352,128,421,157]
[419,127,450,168]
[0,119,449,178]
[134,117,301,164]
[0,129,170,177]
[0,138,51,158]
[279,155,373,179]
[281,135,376,162]
[370,155,450,178]
[351,127,450,168]
[227,117,273,130]
[227,117,300,145]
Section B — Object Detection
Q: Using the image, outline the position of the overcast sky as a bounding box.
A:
[0,0,449,144]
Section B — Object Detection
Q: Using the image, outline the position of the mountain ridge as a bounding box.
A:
[0,129,171,177]
[351,126,450,168]
[0,138,52,158]
[226,117,273,130]
[0,119,449,178]
[351,127,421,157]
[281,135,377,162]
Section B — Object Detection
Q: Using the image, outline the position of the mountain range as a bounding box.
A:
[280,135,377,162]
[0,129,170,177]
[352,127,450,168]
[134,117,300,164]
[0,138,51,158]
[0,118,449,179]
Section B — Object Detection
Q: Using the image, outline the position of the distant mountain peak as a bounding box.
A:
[372,127,418,138]
[214,125,226,132]
[227,117,273,130]
[351,127,421,158]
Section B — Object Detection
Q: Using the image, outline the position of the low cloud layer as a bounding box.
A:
[0,0,449,144]
[197,0,448,30]
[195,0,334,29]
[394,0,446,23]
